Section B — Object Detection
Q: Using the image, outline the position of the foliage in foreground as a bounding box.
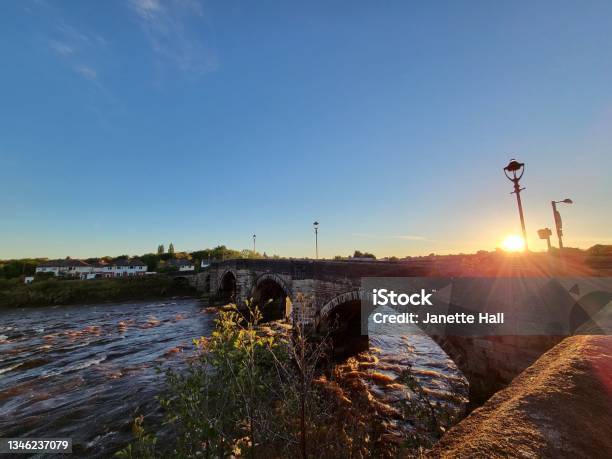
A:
[118,300,466,458]
[117,302,399,458]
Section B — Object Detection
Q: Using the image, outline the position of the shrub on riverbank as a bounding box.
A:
[117,302,461,458]
[0,276,197,308]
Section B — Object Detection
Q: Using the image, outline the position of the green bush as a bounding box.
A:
[0,276,196,308]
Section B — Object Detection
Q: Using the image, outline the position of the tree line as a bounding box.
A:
[0,246,270,280]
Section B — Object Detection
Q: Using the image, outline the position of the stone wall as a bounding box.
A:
[430,336,612,457]
[436,335,565,405]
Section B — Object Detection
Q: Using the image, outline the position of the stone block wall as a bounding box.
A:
[440,335,566,405]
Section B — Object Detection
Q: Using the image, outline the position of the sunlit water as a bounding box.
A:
[362,312,469,442]
[0,300,467,457]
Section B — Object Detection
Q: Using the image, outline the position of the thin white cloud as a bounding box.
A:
[128,0,217,77]
[57,22,107,48]
[50,40,75,56]
[130,0,163,19]
[394,235,429,241]
[44,18,106,83]
[74,65,98,81]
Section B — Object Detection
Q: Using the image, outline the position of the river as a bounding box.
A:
[0,299,467,456]
[0,299,215,457]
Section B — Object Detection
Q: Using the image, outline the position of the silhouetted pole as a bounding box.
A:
[313,221,319,259]
[253,234,256,253]
[504,159,528,251]
[537,228,553,251]
[551,198,573,250]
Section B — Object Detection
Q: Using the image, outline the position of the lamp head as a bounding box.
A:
[504,158,525,180]
[562,198,573,204]
[313,221,319,229]
[504,159,523,172]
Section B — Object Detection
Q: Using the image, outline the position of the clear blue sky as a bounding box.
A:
[1,0,611,259]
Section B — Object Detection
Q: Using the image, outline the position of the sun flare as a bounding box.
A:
[502,234,526,252]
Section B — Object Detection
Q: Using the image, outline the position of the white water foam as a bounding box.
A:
[0,362,23,374]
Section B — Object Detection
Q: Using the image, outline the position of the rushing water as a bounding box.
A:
[0,299,215,457]
[0,300,467,457]
[357,313,468,444]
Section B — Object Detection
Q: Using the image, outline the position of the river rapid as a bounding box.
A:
[0,299,467,457]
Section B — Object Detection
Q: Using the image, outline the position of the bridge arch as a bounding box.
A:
[173,276,190,287]
[218,269,237,304]
[316,290,369,358]
[316,290,471,377]
[251,273,292,322]
[318,290,368,322]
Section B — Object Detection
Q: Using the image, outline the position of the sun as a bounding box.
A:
[502,234,525,252]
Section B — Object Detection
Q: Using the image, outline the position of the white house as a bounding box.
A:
[110,258,147,277]
[36,258,147,279]
[167,259,195,272]
[36,259,95,277]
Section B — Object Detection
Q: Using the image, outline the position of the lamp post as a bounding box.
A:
[504,159,528,251]
[551,199,573,250]
[313,221,319,260]
[253,234,256,253]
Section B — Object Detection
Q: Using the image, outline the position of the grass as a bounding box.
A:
[0,275,197,308]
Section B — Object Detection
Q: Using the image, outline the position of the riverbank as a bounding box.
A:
[430,335,612,458]
[0,276,198,308]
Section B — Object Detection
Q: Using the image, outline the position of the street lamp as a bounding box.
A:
[313,221,319,260]
[253,234,256,253]
[503,159,528,251]
[551,198,573,250]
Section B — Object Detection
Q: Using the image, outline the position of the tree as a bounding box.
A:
[140,253,159,272]
[209,245,241,261]
[240,249,263,259]
[0,259,39,279]
[190,249,211,261]
[352,250,376,259]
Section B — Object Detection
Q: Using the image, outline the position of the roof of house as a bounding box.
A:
[37,259,91,268]
[91,262,109,268]
[113,258,146,267]
[167,258,194,267]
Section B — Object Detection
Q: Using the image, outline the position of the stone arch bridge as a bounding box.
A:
[184,258,611,403]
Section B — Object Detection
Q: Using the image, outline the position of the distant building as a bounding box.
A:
[36,259,94,277]
[110,258,148,277]
[166,259,195,272]
[36,258,147,279]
